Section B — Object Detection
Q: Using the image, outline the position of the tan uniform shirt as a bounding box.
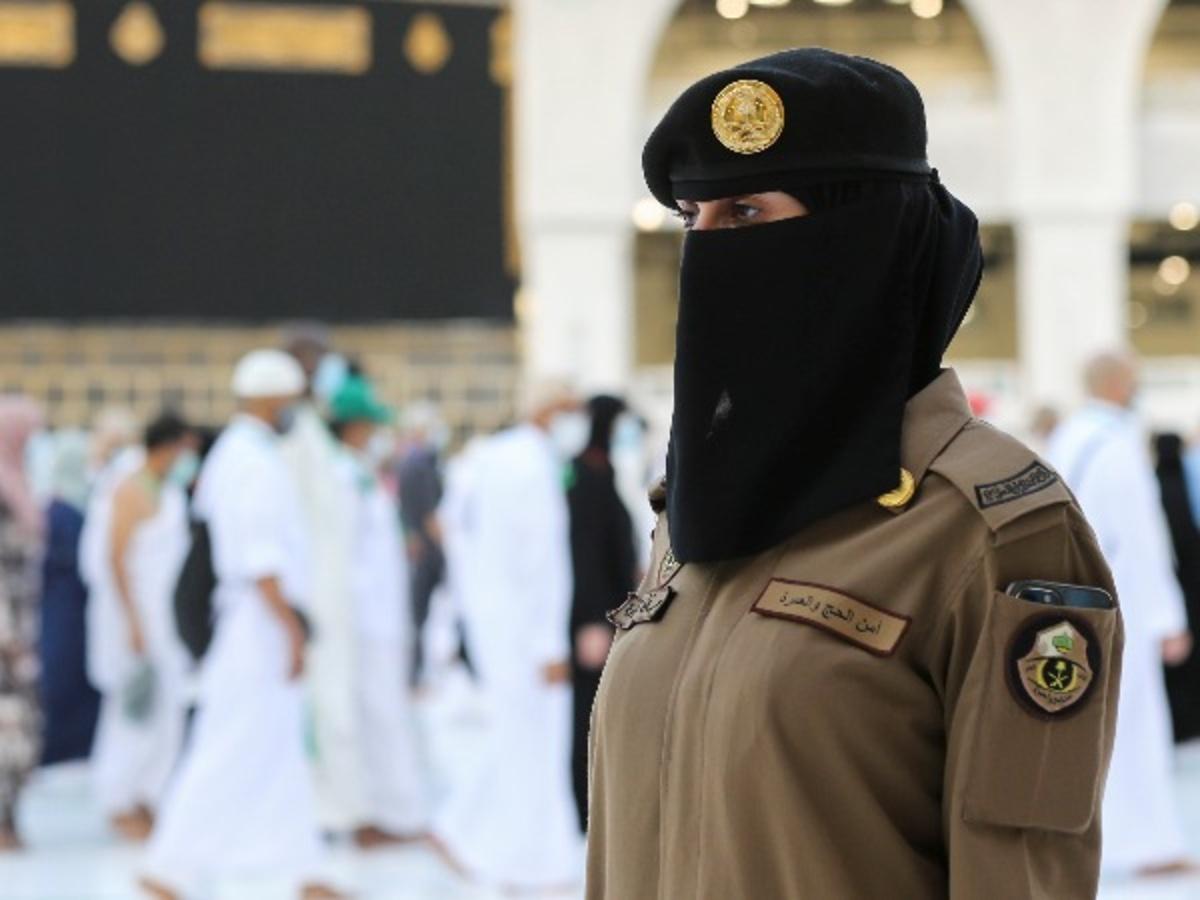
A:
[587,370,1123,900]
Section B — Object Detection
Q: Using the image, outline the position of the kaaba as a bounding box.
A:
[0,0,514,322]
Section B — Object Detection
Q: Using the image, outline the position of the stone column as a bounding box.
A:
[513,0,678,391]
[964,0,1168,408]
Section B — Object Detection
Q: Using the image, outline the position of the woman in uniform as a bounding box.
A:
[586,48,1124,899]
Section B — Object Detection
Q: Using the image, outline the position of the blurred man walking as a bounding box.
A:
[397,402,448,685]
[281,328,364,835]
[1049,350,1195,876]
[433,382,584,892]
[140,350,341,900]
[330,376,429,847]
[90,413,195,841]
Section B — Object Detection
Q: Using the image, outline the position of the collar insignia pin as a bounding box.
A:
[877,468,916,510]
[658,546,682,587]
[607,586,677,631]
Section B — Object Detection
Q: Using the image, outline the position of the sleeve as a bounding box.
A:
[568,474,626,631]
[1091,437,1187,640]
[212,459,291,583]
[510,461,572,666]
[938,504,1124,899]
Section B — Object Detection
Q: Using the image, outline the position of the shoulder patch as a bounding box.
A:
[648,477,667,513]
[929,422,1073,532]
[975,462,1059,509]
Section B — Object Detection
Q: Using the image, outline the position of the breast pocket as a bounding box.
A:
[961,591,1120,834]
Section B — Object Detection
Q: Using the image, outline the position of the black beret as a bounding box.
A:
[643,47,931,208]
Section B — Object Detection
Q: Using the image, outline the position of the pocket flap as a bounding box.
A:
[961,592,1118,834]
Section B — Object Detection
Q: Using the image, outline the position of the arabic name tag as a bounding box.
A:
[607,586,676,631]
[751,580,910,656]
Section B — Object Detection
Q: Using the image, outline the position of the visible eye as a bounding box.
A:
[674,207,698,230]
[732,202,762,224]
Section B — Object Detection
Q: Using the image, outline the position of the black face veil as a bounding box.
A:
[665,179,983,563]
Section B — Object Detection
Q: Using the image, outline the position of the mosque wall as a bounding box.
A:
[0,322,519,435]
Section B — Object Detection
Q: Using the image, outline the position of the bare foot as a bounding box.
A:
[352,824,426,849]
[300,884,352,899]
[137,875,181,899]
[1136,859,1200,878]
[0,825,23,852]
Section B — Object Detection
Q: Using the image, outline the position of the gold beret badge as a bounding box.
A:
[711,79,785,155]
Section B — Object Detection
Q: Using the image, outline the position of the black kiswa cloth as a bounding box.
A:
[666,180,983,563]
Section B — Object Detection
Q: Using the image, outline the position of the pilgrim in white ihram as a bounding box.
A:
[141,351,333,898]
[330,374,429,842]
[1048,352,1193,876]
[88,445,191,835]
[281,390,364,834]
[434,398,584,890]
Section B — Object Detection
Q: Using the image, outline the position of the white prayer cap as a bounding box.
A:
[232,349,306,399]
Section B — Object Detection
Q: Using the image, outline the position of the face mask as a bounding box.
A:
[312,354,349,404]
[548,411,590,460]
[612,414,644,455]
[274,405,298,435]
[168,450,200,489]
[666,183,981,563]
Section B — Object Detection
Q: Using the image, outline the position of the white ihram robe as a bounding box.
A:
[81,447,144,693]
[143,415,325,893]
[434,424,581,889]
[336,450,428,834]
[281,405,364,831]
[89,480,190,817]
[1048,402,1190,872]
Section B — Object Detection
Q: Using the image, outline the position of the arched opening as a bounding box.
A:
[1132,0,1200,384]
[631,0,1013,383]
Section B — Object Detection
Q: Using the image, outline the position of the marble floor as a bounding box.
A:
[5,676,1200,900]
